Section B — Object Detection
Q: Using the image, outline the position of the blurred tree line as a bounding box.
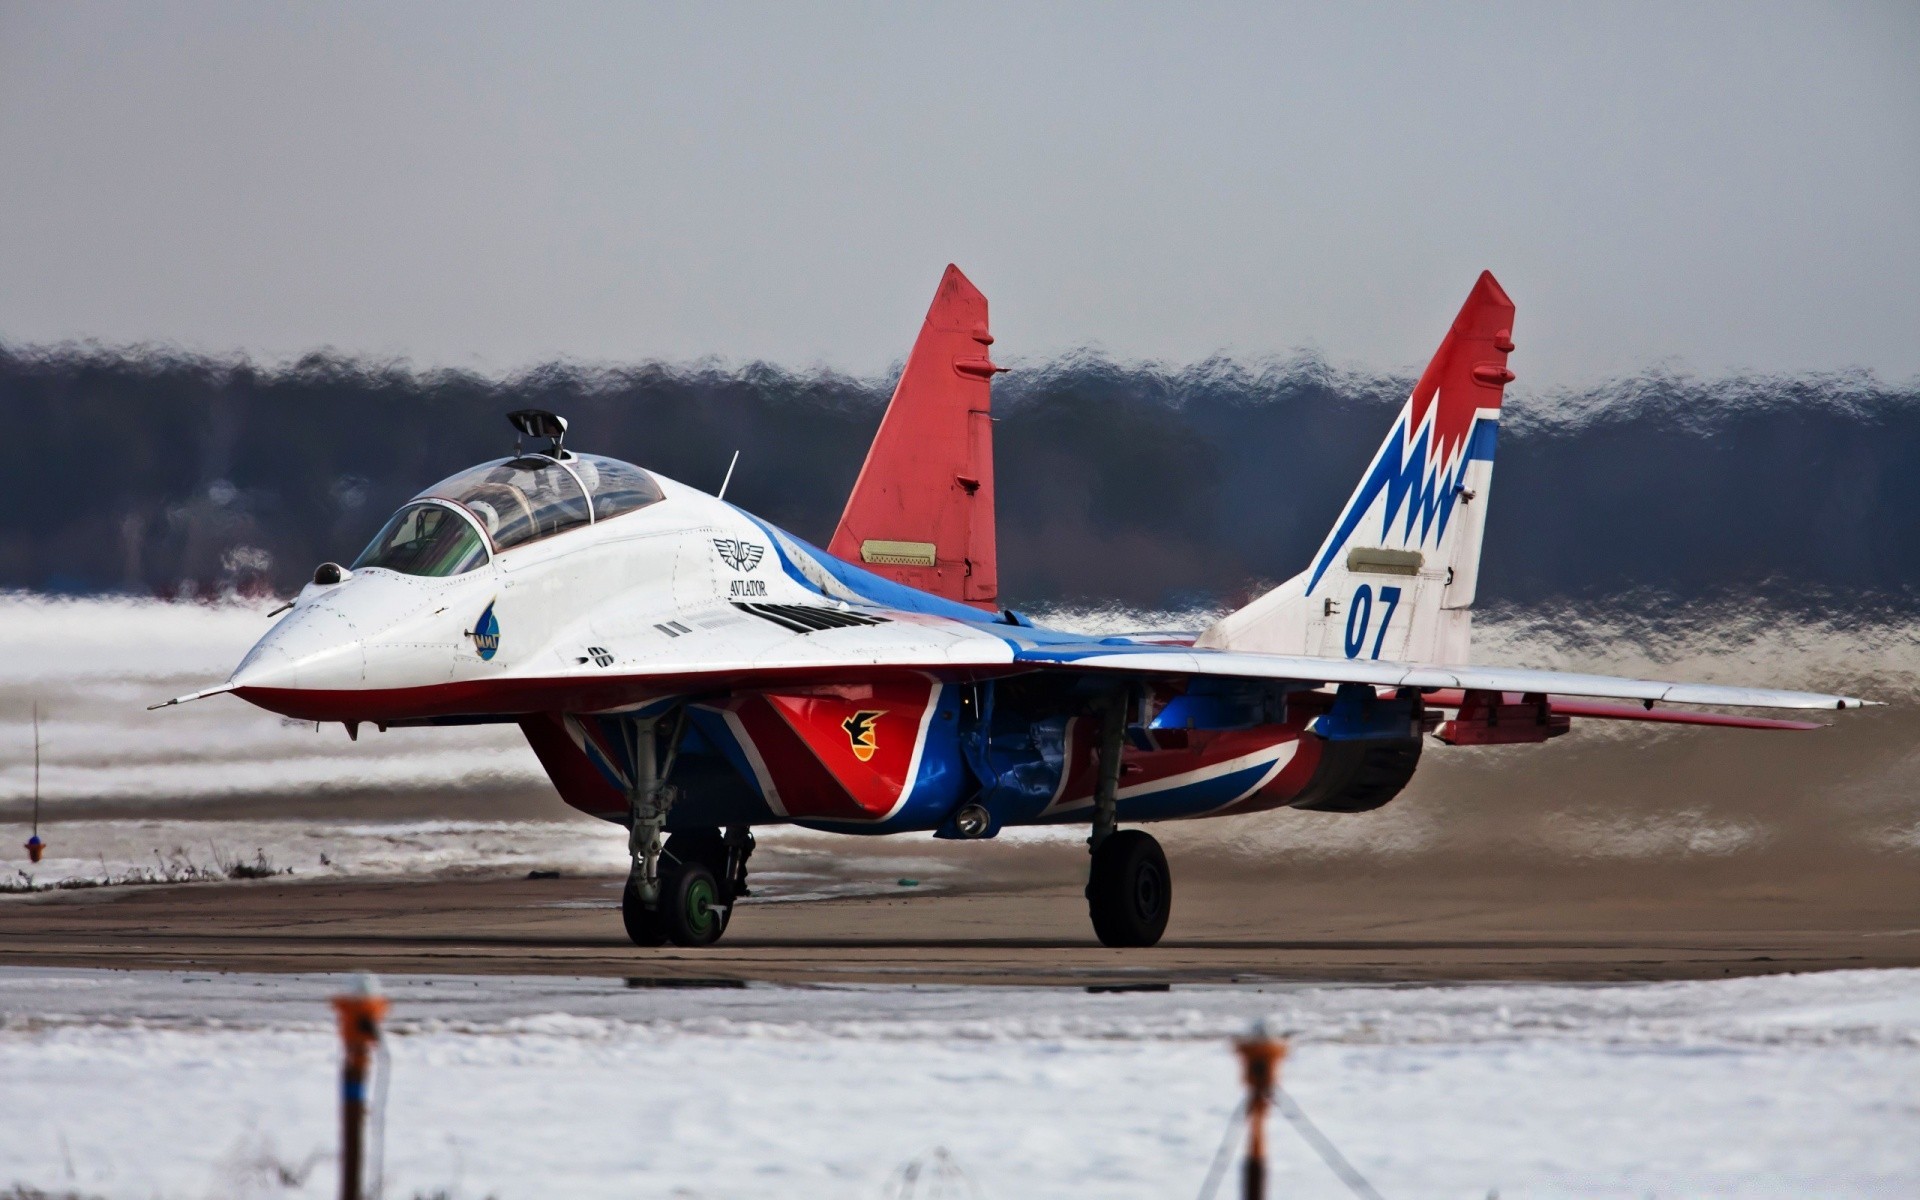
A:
[3,343,1916,614]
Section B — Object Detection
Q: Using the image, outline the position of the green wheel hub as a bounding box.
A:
[683,874,719,937]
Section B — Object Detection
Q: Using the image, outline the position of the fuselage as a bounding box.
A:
[229,458,1412,835]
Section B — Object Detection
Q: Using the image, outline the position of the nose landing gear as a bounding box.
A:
[624,844,727,947]
[622,815,757,949]
[618,711,752,949]
[622,852,726,947]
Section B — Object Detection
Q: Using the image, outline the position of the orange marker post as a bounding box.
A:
[331,974,390,1200]
[1234,1020,1288,1200]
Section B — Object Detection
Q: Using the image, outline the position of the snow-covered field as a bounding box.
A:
[2,967,1917,1199]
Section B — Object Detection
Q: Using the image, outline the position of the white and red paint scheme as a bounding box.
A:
[160,267,1870,946]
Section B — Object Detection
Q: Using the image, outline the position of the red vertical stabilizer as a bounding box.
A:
[829,264,1001,609]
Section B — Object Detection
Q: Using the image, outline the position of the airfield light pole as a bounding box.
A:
[24,703,43,863]
[1235,1019,1288,1200]
[331,974,389,1200]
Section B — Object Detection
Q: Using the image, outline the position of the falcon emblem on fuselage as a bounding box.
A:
[842,709,886,762]
[713,538,765,572]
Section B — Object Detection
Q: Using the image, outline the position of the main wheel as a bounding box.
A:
[1086,830,1171,948]
[621,873,669,947]
[661,859,729,947]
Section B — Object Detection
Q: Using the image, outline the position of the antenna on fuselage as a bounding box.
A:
[716,450,741,501]
[507,410,569,458]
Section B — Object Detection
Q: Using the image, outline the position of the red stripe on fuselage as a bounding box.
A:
[519,712,626,819]
[1233,731,1326,815]
[723,695,876,821]
[749,679,940,820]
[1047,720,1318,817]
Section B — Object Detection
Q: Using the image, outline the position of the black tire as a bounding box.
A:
[661,859,729,947]
[621,873,669,947]
[1086,830,1171,948]
[664,830,729,894]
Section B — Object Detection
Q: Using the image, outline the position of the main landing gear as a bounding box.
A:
[617,709,755,949]
[1084,692,1171,947]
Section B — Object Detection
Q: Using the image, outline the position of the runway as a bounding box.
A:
[5,844,1915,986]
[7,591,1919,988]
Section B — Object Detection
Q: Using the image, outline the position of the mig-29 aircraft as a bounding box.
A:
[156,266,1870,948]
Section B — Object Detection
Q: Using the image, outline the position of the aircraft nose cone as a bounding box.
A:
[229,570,452,695]
[230,598,368,692]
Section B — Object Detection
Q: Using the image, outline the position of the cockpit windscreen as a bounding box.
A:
[422,457,593,550]
[569,454,666,520]
[360,454,664,569]
[352,503,489,577]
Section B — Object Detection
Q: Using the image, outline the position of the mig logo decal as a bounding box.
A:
[468,600,501,661]
[841,709,886,762]
[713,538,765,572]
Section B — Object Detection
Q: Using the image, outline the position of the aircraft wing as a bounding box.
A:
[725,519,1870,712]
[204,594,1870,723]
[568,607,1868,713]
[1002,641,1871,711]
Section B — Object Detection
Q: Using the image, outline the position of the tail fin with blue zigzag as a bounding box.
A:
[1196,272,1516,664]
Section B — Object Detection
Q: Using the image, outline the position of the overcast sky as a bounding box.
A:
[1,2,1915,389]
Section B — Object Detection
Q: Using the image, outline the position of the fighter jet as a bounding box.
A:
[156,266,1871,948]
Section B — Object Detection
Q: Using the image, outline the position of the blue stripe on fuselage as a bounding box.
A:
[735,511,995,623]
[736,512,1127,653]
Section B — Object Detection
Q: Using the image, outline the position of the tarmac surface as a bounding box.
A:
[4,841,1915,986]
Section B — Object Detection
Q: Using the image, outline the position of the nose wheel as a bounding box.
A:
[623,826,752,949]
[623,852,729,947]
[621,873,670,946]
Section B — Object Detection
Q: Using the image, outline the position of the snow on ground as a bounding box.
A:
[1,819,963,902]
[3,818,617,889]
[0,593,548,806]
[1,967,1916,1199]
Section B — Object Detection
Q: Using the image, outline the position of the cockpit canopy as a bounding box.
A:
[351,453,664,577]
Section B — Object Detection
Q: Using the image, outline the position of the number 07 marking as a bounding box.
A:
[1343,583,1404,660]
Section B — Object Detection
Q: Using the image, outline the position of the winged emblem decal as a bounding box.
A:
[713,538,765,572]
